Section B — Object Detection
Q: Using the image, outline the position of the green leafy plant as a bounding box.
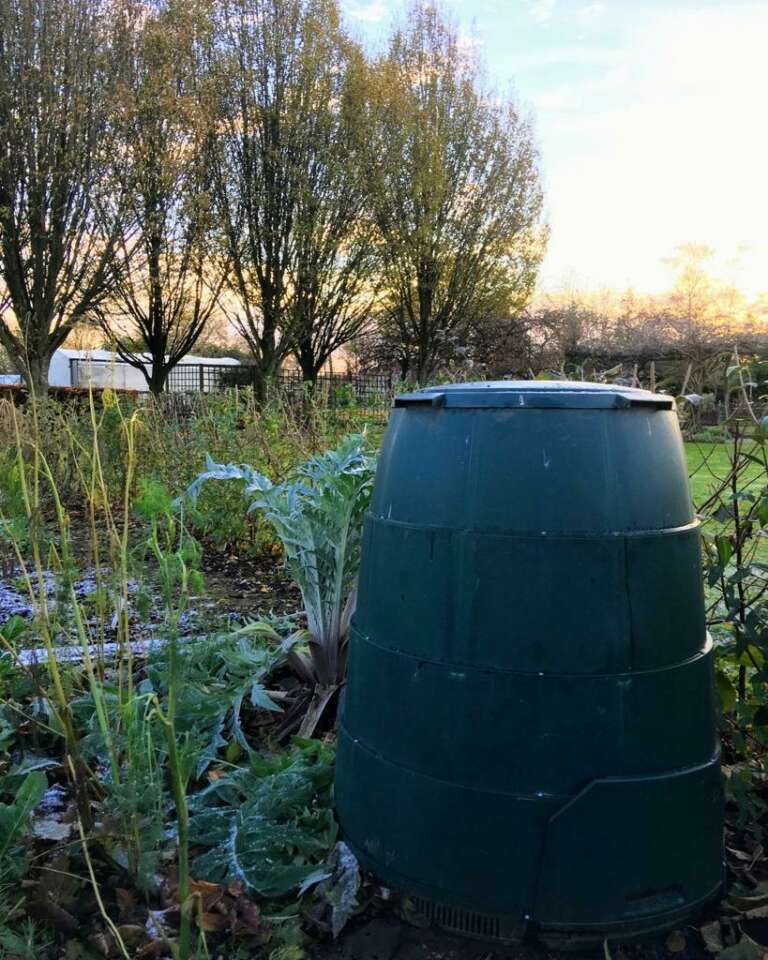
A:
[187,434,376,734]
[688,359,768,842]
[144,621,285,774]
[0,457,30,574]
[188,740,336,897]
[0,758,51,960]
[0,770,46,879]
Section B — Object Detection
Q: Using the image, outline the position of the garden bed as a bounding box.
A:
[3,395,768,960]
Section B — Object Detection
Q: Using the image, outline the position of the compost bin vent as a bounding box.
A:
[411,897,519,942]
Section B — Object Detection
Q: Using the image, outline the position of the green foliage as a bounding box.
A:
[72,684,169,890]
[690,412,768,835]
[189,740,336,897]
[134,477,204,625]
[0,917,53,960]
[0,754,51,960]
[0,384,383,956]
[0,770,46,879]
[187,434,376,689]
[0,457,29,554]
[0,389,380,563]
[144,622,285,775]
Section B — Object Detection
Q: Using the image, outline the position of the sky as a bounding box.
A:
[340,0,768,299]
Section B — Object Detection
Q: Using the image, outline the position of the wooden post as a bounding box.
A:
[680,362,693,397]
[650,360,656,392]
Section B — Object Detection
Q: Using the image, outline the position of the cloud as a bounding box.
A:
[533,86,581,111]
[513,44,622,70]
[347,0,389,22]
[535,2,768,295]
[527,0,556,24]
[579,2,605,20]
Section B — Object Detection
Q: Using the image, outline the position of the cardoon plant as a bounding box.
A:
[187,434,376,733]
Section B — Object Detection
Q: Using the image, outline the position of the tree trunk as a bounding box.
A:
[250,346,284,404]
[297,344,318,385]
[147,364,168,395]
[414,343,440,386]
[24,350,52,396]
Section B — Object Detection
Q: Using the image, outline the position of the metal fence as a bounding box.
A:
[166,363,242,393]
[69,358,397,411]
[273,371,395,410]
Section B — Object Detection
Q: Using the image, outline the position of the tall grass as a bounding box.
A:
[0,387,382,556]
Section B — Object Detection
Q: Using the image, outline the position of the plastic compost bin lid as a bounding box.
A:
[393,380,674,411]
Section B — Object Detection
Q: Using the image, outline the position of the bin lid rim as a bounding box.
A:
[394,380,673,410]
[419,380,656,395]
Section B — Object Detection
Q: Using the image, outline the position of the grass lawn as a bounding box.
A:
[685,439,764,509]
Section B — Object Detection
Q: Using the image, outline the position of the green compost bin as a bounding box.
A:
[335,380,724,945]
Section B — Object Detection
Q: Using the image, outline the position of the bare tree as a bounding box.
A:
[360,3,546,384]
[204,0,374,393]
[287,43,378,382]
[98,0,223,394]
[0,0,125,391]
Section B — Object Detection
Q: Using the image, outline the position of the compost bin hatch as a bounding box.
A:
[335,378,723,946]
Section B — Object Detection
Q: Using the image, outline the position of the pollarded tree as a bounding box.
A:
[0,0,125,392]
[204,0,375,392]
[98,0,224,394]
[287,42,379,383]
[361,2,546,384]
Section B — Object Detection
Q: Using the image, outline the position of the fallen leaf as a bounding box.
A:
[190,880,224,913]
[701,921,723,953]
[137,940,167,959]
[36,856,79,904]
[729,847,754,862]
[721,935,765,960]
[26,895,79,934]
[730,895,768,913]
[234,898,262,937]
[196,911,229,933]
[87,932,112,956]
[115,887,136,918]
[666,930,687,953]
[116,924,148,948]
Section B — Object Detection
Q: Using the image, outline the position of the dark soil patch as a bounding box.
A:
[202,547,302,619]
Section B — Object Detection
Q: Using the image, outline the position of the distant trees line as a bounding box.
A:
[436,244,768,395]
[500,299,768,398]
[0,0,546,394]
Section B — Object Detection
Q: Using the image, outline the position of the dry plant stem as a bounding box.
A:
[36,447,123,786]
[147,518,194,960]
[153,663,193,960]
[61,394,140,726]
[62,399,108,664]
[730,425,749,701]
[90,393,137,692]
[63,394,156,879]
[75,812,131,960]
[733,344,760,425]
[727,355,765,696]
[117,403,139,700]
[9,400,93,826]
